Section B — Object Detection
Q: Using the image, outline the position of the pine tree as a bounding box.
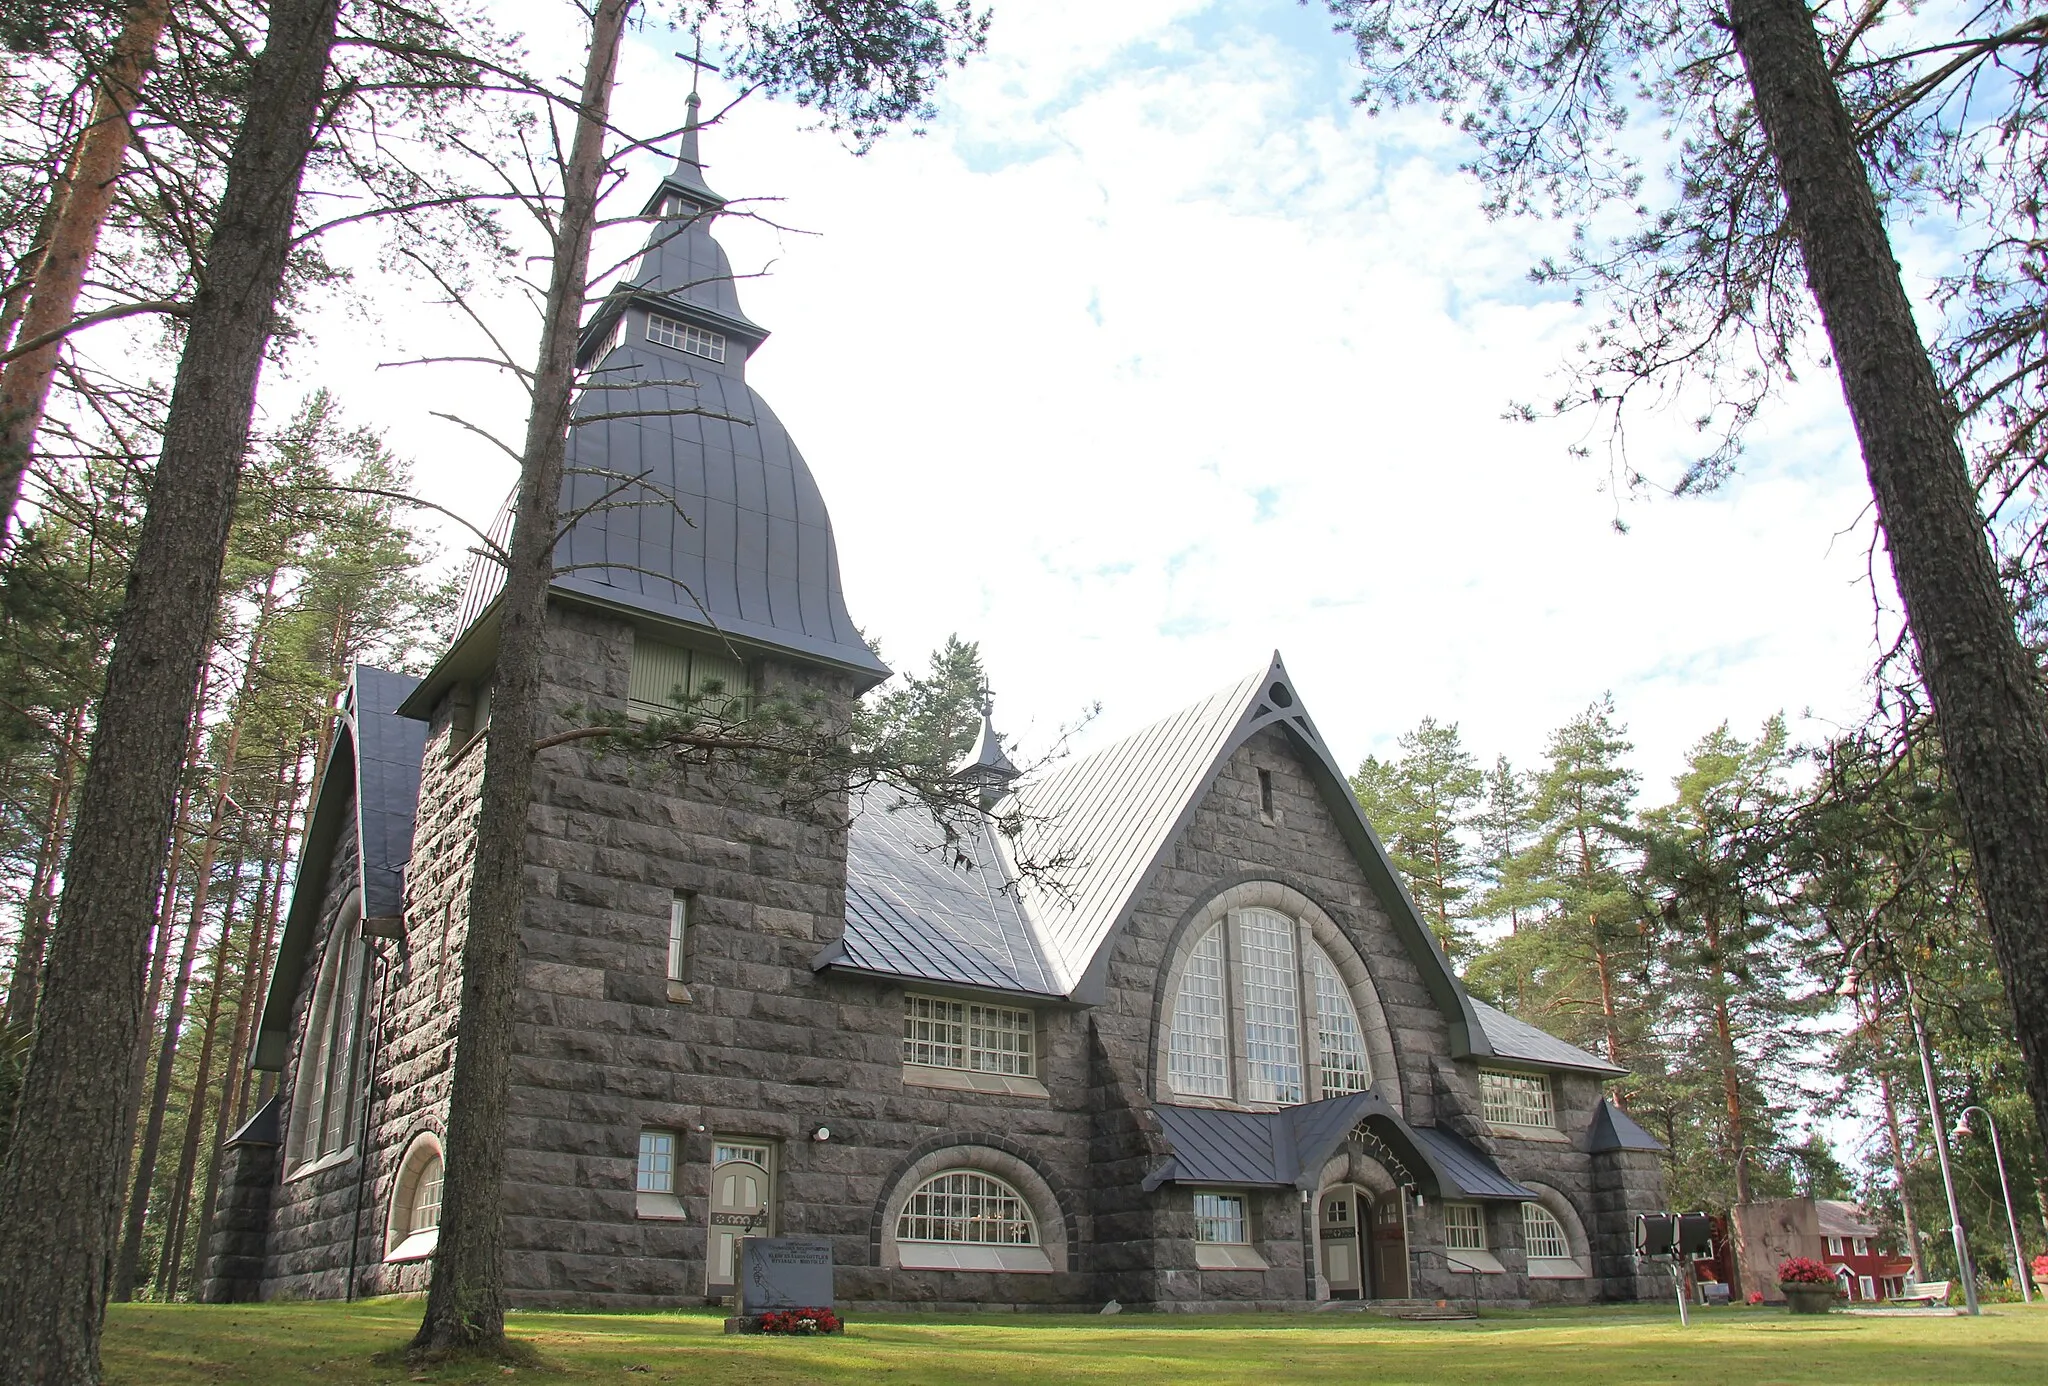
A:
[1350,718,1482,960]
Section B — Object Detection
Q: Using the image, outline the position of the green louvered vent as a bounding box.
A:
[628,634,748,719]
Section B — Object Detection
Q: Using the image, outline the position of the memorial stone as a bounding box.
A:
[737,1236,835,1314]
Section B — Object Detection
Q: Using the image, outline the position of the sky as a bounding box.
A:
[289,0,1904,806]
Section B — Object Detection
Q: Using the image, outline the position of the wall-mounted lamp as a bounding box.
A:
[812,1126,832,1142]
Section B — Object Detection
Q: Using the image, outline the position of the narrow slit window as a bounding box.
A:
[667,895,689,983]
[1258,768,1274,818]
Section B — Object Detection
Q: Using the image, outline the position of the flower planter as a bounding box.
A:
[1780,1283,1840,1315]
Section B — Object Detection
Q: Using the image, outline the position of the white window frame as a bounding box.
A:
[893,1168,1052,1272]
[1852,1236,1868,1256]
[636,1128,686,1220]
[384,1133,444,1262]
[644,311,727,363]
[1480,1068,1556,1130]
[667,895,689,984]
[1165,908,1375,1107]
[902,994,1035,1077]
[1827,1235,1844,1256]
[1192,1190,1268,1270]
[1444,1203,1486,1252]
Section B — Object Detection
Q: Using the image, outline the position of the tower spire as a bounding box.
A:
[669,37,721,202]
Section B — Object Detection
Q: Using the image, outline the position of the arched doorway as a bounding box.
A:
[1318,1183,1410,1300]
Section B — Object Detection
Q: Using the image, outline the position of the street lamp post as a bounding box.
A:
[1842,941,1979,1315]
[1955,1105,2034,1304]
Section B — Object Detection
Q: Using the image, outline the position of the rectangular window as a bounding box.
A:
[1480,1068,1555,1129]
[636,1128,687,1220]
[645,311,727,363]
[1852,1236,1868,1256]
[1193,1192,1248,1244]
[629,634,748,720]
[1827,1236,1843,1256]
[1858,1275,1875,1301]
[667,895,689,983]
[637,1129,676,1194]
[902,994,1034,1075]
[1444,1203,1486,1252]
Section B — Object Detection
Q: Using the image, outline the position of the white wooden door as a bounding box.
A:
[1319,1190,1362,1297]
[707,1157,770,1290]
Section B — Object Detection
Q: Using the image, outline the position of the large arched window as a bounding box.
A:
[1519,1185,1591,1279]
[288,893,369,1172]
[1166,906,1374,1105]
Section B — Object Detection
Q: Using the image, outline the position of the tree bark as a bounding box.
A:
[0,0,173,542]
[1729,0,2048,1146]
[411,0,632,1354]
[0,0,342,1374]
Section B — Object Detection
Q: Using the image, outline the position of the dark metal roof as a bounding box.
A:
[353,666,426,929]
[253,665,423,1070]
[1407,1125,1539,1201]
[1143,1093,1516,1199]
[426,111,886,704]
[226,1092,282,1148]
[1586,1097,1666,1153]
[824,780,1061,997]
[1471,999,1628,1075]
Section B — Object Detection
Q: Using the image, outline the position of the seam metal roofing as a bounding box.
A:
[1469,999,1627,1076]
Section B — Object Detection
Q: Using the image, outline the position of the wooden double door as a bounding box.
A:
[1318,1186,1409,1300]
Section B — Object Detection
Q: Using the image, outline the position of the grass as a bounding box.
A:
[102,1298,2048,1385]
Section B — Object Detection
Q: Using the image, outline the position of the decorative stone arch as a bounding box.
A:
[286,886,365,1173]
[1519,1181,1593,1277]
[1316,1148,1404,1201]
[869,1132,1079,1273]
[384,1129,444,1262]
[1149,876,1402,1114]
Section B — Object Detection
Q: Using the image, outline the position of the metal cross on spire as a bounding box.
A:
[676,32,717,98]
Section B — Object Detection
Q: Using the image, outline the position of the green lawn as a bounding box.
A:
[102,1299,2048,1386]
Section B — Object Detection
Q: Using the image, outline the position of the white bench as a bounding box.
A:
[1887,1280,1950,1306]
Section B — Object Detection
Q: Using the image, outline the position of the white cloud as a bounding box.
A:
[292,0,1895,804]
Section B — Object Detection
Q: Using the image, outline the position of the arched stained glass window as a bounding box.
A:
[289,900,369,1170]
[1309,944,1372,1095]
[896,1170,1038,1246]
[1238,909,1303,1103]
[1167,925,1229,1097]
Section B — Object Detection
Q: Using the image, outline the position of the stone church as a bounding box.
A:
[204,99,1667,1312]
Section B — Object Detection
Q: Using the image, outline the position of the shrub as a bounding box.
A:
[1778,1257,1837,1286]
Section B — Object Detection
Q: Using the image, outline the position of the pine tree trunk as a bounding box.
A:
[1876,1067,1925,1281]
[4,704,84,1029]
[0,0,172,541]
[411,0,632,1354]
[1730,0,2048,1144]
[0,0,342,1374]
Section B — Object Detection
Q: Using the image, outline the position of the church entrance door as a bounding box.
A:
[707,1141,774,1295]
[1369,1190,1410,1299]
[1319,1188,1365,1299]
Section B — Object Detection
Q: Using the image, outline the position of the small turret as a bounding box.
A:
[951,703,1021,810]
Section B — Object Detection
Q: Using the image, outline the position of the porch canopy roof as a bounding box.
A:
[1142,1093,1535,1201]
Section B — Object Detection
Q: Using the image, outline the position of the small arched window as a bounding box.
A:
[1166,908,1374,1104]
[288,895,369,1172]
[385,1134,445,1262]
[1520,1194,1588,1278]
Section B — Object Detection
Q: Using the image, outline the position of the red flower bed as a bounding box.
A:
[1778,1257,1837,1286]
[757,1307,842,1335]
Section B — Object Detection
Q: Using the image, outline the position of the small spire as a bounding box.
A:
[665,39,723,204]
[952,700,1021,810]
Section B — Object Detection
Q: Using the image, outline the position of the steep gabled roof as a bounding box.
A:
[254,665,424,1070]
[1472,999,1628,1076]
[1815,1199,1881,1238]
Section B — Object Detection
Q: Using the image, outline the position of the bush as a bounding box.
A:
[757,1307,841,1335]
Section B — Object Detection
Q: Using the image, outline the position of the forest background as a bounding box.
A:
[0,0,2043,1310]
